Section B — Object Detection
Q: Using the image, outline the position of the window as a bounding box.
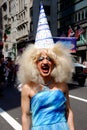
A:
[82,10,84,20]
[4,15,7,20]
[85,8,87,18]
[30,22,33,32]
[30,7,33,17]
[78,12,80,21]
[2,3,7,11]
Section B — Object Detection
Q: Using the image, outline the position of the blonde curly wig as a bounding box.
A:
[17,42,74,85]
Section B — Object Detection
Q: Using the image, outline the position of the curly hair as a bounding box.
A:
[17,42,74,85]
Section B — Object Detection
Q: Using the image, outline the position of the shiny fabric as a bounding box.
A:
[30,89,69,130]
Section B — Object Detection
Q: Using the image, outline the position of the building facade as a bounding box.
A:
[0,6,3,54]
[57,0,87,62]
[0,0,33,59]
[0,0,58,59]
[0,0,87,62]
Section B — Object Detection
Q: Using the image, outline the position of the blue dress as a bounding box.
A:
[30,87,69,130]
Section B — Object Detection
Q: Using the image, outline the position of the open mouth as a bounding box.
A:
[41,64,50,73]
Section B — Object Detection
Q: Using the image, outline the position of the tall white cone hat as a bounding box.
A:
[35,3,54,48]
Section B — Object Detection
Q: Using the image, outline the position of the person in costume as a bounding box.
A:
[17,3,75,130]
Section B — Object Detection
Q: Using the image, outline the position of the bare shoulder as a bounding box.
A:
[22,84,30,90]
[21,84,31,97]
[21,82,37,98]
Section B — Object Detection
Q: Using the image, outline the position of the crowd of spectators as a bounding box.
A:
[0,54,18,96]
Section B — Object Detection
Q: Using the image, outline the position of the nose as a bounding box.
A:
[43,58,48,63]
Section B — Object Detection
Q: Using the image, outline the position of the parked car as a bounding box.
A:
[72,56,87,86]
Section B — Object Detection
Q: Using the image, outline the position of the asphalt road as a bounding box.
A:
[0,81,87,130]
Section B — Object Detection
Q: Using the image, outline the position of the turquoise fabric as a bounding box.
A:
[30,89,69,130]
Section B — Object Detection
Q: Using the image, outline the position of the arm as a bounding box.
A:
[21,84,32,130]
[65,84,75,130]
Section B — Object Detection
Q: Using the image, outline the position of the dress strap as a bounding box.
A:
[42,85,50,91]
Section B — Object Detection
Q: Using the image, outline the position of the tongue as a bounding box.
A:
[42,69,49,73]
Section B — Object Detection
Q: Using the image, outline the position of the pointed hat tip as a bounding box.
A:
[35,3,54,48]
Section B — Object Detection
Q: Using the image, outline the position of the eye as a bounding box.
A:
[37,56,53,62]
[37,56,44,61]
[46,57,52,61]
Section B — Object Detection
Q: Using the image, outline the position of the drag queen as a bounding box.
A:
[17,4,75,130]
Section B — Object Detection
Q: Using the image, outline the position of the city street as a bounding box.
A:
[0,1,87,130]
[0,81,87,130]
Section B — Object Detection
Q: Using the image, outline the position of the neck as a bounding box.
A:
[41,77,53,86]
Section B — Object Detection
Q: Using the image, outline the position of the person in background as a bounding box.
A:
[83,59,87,67]
[4,57,14,87]
[17,3,75,130]
[0,54,5,96]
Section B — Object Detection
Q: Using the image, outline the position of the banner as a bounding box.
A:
[53,37,76,53]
